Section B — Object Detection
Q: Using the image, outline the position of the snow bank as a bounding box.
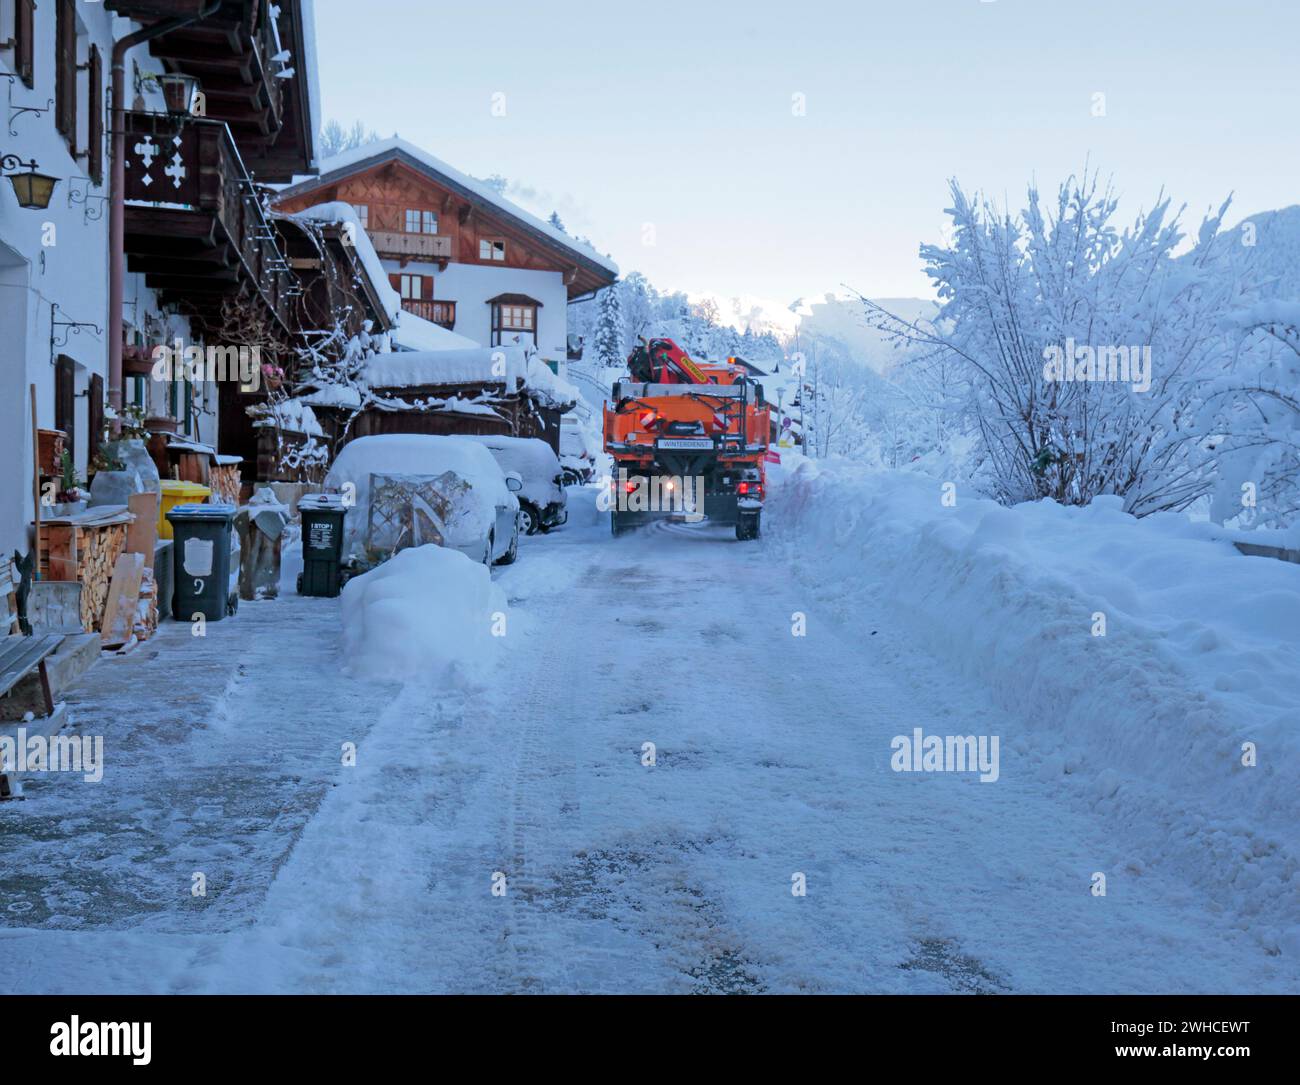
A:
[767,456,1300,949]
[341,544,506,682]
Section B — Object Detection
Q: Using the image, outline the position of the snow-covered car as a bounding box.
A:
[324,434,521,565]
[559,417,597,484]
[457,434,567,535]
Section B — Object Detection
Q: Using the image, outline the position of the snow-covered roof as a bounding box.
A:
[287,137,618,278]
[360,346,579,409]
[391,308,480,352]
[287,201,401,321]
[299,0,322,169]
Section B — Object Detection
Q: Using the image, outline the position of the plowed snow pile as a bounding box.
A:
[341,543,507,682]
[767,453,1299,953]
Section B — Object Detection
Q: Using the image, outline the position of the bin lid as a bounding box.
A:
[299,493,347,512]
[165,502,236,522]
[160,480,211,497]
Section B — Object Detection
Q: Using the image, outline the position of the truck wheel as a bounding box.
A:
[610,513,626,537]
[736,512,761,541]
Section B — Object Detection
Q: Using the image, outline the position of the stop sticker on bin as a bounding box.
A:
[183,537,214,577]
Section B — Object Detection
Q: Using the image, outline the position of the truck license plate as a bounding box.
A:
[656,438,713,450]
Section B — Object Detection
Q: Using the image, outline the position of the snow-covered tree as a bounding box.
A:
[592,286,626,368]
[317,119,379,159]
[864,172,1240,516]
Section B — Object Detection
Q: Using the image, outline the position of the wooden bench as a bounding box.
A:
[0,634,63,800]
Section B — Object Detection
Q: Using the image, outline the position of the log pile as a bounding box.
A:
[209,462,241,505]
[36,508,133,633]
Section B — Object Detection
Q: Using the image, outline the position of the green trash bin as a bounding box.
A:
[298,494,348,597]
[166,503,236,621]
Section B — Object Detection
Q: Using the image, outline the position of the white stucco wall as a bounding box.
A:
[0,4,210,560]
[384,259,570,363]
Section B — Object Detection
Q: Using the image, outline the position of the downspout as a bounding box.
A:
[108,1,221,432]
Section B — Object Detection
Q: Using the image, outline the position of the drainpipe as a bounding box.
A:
[108,2,221,433]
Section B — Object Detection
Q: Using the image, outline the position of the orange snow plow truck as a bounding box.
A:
[603,337,771,540]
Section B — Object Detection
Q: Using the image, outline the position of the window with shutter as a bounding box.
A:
[55,0,77,146]
[14,0,35,88]
[87,45,103,184]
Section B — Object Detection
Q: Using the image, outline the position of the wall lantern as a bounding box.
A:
[157,72,202,116]
[1,153,59,210]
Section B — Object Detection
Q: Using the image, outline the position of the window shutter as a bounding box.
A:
[15,0,35,88]
[88,373,104,464]
[423,277,434,300]
[55,0,76,143]
[55,356,76,459]
[87,45,103,184]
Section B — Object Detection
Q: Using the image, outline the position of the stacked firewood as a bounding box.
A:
[209,463,242,505]
[38,516,130,633]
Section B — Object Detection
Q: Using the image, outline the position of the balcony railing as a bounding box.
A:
[401,299,457,329]
[122,111,296,331]
[371,231,454,262]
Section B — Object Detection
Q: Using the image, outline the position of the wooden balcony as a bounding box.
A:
[371,231,454,265]
[105,0,313,181]
[400,299,457,329]
[121,111,295,334]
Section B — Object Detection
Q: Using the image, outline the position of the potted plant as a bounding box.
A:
[51,451,88,516]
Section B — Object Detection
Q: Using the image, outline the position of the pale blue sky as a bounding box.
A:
[314,0,1299,304]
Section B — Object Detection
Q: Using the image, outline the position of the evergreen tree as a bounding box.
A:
[592,287,626,368]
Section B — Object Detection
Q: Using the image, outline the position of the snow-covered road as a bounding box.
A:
[0,489,1293,993]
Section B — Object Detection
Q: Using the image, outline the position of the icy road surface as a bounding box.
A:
[0,490,1292,993]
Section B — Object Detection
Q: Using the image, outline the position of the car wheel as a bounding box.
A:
[518,503,538,535]
[483,531,494,565]
[497,524,519,565]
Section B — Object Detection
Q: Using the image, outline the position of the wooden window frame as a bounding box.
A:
[491,301,537,347]
[398,273,429,301]
[354,203,369,228]
[479,238,506,262]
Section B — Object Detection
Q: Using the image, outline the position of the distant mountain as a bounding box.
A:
[687,290,937,375]
[791,294,937,375]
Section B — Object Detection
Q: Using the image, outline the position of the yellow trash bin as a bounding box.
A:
[158,480,211,539]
